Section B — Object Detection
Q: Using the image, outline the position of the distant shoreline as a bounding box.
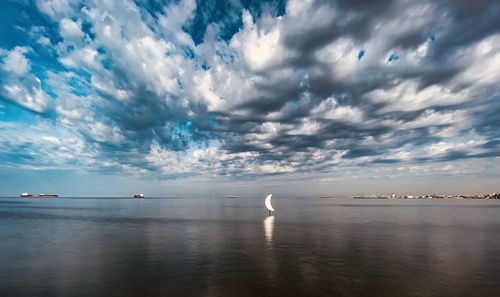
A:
[320,193,500,200]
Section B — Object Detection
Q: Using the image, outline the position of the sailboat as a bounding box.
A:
[265,194,275,216]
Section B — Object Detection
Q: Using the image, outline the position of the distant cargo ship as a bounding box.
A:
[134,193,144,198]
[20,192,58,198]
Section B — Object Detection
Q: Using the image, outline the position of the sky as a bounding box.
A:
[0,0,499,197]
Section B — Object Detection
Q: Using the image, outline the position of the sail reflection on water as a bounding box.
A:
[263,215,275,243]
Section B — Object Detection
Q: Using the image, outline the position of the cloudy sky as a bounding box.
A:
[0,0,499,197]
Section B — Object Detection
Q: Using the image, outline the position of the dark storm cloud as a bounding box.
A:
[234,79,305,114]
[431,0,500,58]
[283,0,394,55]
[204,0,500,175]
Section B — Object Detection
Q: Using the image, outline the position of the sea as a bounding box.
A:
[0,197,499,297]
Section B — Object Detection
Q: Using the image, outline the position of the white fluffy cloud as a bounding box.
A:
[59,18,85,40]
[2,46,31,76]
[1,47,52,113]
[230,11,286,72]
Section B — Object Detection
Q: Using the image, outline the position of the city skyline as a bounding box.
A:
[1,0,499,196]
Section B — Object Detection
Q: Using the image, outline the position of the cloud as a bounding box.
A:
[2,46,31,75]
[0,0,499,182]
[37,36,51,46]
[36,0,79,20]
[1,47,53,113]
[59,18,84,40]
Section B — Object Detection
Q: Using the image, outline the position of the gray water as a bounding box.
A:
[0,197,499,297]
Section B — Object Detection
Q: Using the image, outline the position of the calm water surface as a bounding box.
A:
[0,197,499,297]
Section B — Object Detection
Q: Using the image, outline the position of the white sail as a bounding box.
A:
[265,194,275,212]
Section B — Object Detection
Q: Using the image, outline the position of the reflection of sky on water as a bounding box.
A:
[0,198,499,297]
[263,215,274,243]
